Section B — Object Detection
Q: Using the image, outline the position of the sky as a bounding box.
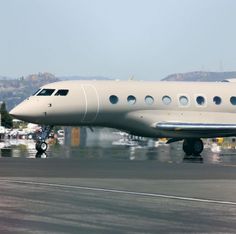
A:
[0,0,236,80]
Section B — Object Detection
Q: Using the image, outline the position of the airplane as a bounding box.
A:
[9,79,236,155]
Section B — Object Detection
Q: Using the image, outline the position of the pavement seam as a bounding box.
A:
[1,179,236,206]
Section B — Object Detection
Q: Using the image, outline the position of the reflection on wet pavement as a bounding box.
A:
[0,138,236,165]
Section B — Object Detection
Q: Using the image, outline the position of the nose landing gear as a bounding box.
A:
[35,125,53,153]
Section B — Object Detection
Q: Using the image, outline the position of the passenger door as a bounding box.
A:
[81,84,99,123]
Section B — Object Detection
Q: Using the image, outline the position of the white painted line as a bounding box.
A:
[1,179,236,206]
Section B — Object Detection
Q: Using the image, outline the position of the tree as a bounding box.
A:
[0,102,13,128]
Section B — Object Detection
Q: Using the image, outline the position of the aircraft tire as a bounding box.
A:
[35,141,48,153]
[183,138,204,156]
[183,139,193,156]
[192,139,203,156]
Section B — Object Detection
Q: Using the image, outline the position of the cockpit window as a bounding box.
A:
[37,89,55,96]
[54,89,69,96]
[32,89,41,96]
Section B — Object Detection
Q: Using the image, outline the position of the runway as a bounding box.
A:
[0,157,236,233]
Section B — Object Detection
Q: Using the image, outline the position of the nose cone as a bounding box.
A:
[9,105,25,120]
[9,100,41,123]
[10,98,48,124]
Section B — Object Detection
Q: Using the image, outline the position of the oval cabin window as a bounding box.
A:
[127,95,136,105]
[230,96,236,105]
[213,96,221,105]
[109,95,119,104]
[145,96,154,105]
[179,96,189,106]
[196,96,205,106]
[162,96,172,105]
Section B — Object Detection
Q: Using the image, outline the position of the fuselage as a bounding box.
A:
[9,80,236,139]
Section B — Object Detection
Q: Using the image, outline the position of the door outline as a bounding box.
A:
[81,84,99,123]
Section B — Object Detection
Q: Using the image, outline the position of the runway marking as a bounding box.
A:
[222,164,236,168]
[1,179,236,206]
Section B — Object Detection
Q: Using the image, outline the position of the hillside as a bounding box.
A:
[59,76,111,80]
[162,71,236,82]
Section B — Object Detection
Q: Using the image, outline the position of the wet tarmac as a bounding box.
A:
[0,140,236,233]
[1,139,236,165]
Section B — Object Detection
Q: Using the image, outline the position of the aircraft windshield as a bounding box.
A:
[32,89,41,96]
[54,89,69,96]
[37,89,55,96]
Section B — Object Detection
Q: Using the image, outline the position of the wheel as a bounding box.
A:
[183,138,204,156]
[183,139,193,156]
[35,141,48,153]
[192,139,203,156]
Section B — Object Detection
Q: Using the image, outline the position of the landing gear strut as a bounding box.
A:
[35,125,53,153]
[183,138,204,156]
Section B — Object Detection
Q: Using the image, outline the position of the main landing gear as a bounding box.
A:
[182,138,204,156]
[35,125,53,153]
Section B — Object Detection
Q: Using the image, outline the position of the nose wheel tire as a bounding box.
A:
[36,141,48,153]
[35,125,53,153]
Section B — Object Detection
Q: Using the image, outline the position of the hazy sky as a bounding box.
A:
[1,0,236,80]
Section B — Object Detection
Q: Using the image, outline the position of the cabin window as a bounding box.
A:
[230,96,236,105]
[145,96,154,105]
[162,95,171,105]
[109,95,119,104]
[213,96,221,105]
[32,89,41,96]
[179,96,189,106]
[37,89,55,96]
[127,95,136,105]
[55,89,69,96]
[196,96,205,106]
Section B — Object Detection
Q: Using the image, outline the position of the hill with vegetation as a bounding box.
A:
[162,71,236,82]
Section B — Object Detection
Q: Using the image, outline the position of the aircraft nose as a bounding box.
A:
[9,106,24,119]
[9,101,37,122]
[9,100,45,123]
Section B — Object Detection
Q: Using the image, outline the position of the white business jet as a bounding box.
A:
[9,80,236,155]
